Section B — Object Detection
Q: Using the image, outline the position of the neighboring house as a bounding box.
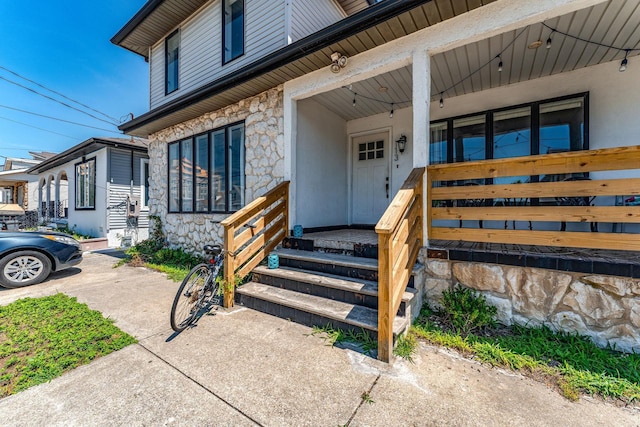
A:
[0,152,56,224]
[113,0,640,358]
[28,137,150,248]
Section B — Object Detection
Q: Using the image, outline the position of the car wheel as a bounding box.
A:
[0,251,52,288]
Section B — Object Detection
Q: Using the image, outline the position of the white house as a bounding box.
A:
[113,0,640,360]
[28,137,150,248]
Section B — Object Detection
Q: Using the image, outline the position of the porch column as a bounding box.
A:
[283,88,297,229]
[413,48,430,243]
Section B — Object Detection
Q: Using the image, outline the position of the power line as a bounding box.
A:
[0,116,77,140]
[0,65,121,123]
[0,104,122,134]
[0,75,118,126]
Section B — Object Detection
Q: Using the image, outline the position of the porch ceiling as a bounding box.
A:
[311,0,640,121]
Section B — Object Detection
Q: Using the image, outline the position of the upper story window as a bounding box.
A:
[75,158,96,210]
[223,0,245,64]
[168,122,245,214]
[165,30,180,94]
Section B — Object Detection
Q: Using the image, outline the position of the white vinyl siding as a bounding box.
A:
[149,0,287,109]
[107,148,150,231]
[289,0,346,43]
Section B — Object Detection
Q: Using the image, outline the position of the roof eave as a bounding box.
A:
[118,0,432,136]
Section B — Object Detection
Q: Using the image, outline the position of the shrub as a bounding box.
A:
[437,284,497,337]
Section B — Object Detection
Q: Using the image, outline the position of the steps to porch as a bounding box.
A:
[235,245,418,343]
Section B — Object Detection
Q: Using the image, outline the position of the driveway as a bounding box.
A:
[0,251,638,426]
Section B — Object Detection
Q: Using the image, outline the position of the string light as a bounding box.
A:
[497,55,503,72]
[439,93,444,108]
[620,50,629,72]
[341,86,411,116]
[542,23,640,72]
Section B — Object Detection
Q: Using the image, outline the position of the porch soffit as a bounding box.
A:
[309,0,640,122]
[120,0,497,137]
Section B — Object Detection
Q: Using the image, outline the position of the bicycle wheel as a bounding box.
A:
[170,264,211,332]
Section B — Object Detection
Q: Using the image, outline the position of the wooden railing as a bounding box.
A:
[427,145,640,251]
[375,167,425,363]
[221,181,290,308]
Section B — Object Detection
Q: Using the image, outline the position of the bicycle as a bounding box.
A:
[170,244,224,332]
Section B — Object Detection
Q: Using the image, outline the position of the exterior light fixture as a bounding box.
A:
[439,93,444,108]
[396,134,407,154]
[330,52,348,73]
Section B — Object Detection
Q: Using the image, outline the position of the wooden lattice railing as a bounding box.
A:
[427,145,640,251]
[375,167,425,363]
[221,181,290,308]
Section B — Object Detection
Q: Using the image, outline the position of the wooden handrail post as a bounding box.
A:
[377,232,393,363]
[223,224,235,308]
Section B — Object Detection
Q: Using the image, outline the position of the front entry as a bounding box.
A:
[351,132,389,225]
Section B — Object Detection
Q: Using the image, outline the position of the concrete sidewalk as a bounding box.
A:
[0,252,638,426]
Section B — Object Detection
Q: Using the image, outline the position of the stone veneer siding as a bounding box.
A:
[414,249,640,353]
[147,86,285,254]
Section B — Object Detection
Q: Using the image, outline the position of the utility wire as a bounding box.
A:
[0,75,118,126]
[0,116,77,140]
[0,65,121,123]
[0,104,122,134]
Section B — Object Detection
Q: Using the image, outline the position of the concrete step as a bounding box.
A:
[252,265,416,316]
[274,248,415,287]
[236,282,409,337]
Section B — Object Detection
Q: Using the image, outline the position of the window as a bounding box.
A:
[223,0,244,64]
[430,93,588,165]
[168,122,245,213]
[75,158,95,209]
[141,159,150,208]
[165,30,179,94]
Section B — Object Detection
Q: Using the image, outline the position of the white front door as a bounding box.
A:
[352,132,389,225]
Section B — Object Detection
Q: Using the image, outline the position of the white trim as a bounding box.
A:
[348,126,392,225]
[140,158,150,209]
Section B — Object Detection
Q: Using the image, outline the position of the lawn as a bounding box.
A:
[0,294,136,397]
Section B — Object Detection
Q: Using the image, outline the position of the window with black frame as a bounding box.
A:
[168,122,245,213]
[429,93,587,166]
[165,30,179,94]
[75,158,95,210]
[223,0,244,64]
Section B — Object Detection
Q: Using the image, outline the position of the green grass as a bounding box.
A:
[311,325,378,355]
[411,305,640,403]
[0,294,136,397]
[116,239,203,282]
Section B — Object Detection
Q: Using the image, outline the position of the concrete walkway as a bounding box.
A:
[0,252,638,426]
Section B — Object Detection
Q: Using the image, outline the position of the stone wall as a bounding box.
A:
[415,250,640,353]
[147,86,285,254]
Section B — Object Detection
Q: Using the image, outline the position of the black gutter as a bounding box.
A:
[119,0,432,134]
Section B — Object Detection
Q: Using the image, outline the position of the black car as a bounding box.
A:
[0,231,83,288]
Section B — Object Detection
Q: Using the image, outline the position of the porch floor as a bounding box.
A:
[297,229,640,278]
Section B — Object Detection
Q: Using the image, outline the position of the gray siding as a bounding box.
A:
[150,0,287,110]
[107,148,150,231]
[107,183,149,230]
[290,0,345,43]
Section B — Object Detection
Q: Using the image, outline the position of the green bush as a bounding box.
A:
[437,284,497,337]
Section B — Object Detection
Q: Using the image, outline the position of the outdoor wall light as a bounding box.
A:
[330,52,348,73]
[396,135,407,154]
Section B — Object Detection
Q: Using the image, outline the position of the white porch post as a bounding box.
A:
[413,48,430,243]
[284,86,297,231]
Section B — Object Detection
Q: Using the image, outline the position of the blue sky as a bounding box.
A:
[0,0,149,164]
